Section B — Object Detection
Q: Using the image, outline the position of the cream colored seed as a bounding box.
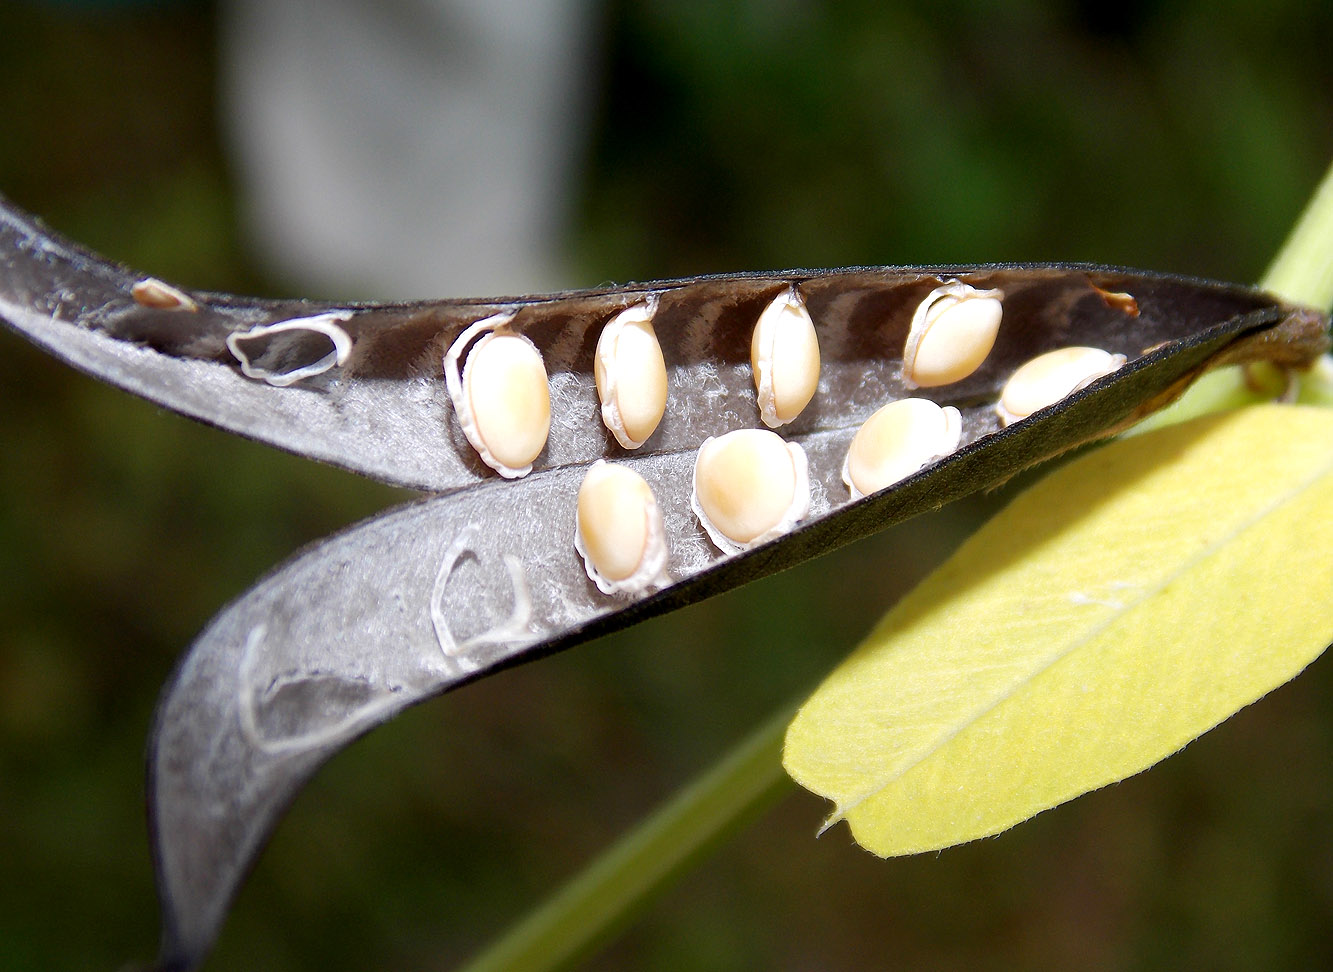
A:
[444,314,551,478]
[1093,285,1140,317]
[595,300,668,449]
[997,346,1127,427]
[131,277,198,312]
[575,461,669,595]
[691,428,809,553]
[843,398,963,499]
[751,288,821,427]
[902,280,1004,388]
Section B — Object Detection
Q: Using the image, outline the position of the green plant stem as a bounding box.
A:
[456,703,796,972]
[1135,159,1333,430]
[460,158,1333,972]
[1262,158,1333,311]
[1258,157,1333,408]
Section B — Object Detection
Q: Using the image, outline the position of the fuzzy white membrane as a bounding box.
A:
[444,312,551,478]
[225,310,354,387]
[595,296,664,449]
[841,399,963,499]
[574,460,671,596]
[690,430,811,555]
[901,279,1004,389]
[996,347,1128,427]
[751,287,819,428]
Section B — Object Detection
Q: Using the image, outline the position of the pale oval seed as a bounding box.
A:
[131,277,199,312]
[466,334,551,473]
[902,280,1004,388]
[997,346,1127,427]
[691,428,810,553]
[575,460,669,595]
[595,301,669,449]
[843,398,963,499]
[444,314,551,478]
[751,288,821,427]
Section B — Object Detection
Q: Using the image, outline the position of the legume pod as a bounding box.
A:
[1,195,1327,970]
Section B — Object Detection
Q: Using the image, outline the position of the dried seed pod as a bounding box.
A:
[842,398,963,499]
[444,313,551,478]
[594,300,668,449]
[691,428,810,553]
[751,287,821,427]
[902,280,1005,388]
[997,346,1128,427]
[574,460,669,595]
[10,188,1333,972]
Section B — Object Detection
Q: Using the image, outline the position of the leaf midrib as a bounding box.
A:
[828,433,1333,823]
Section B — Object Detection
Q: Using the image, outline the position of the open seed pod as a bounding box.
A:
[1,195,1328,971]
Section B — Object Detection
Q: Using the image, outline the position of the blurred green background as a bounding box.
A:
[2,1,1332,970]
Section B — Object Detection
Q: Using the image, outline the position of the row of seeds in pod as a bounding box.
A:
[443,281,1128,595]
[441,284,825,480]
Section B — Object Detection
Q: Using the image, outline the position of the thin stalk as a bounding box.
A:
[460,158,1333,972]
[1261,157,1333,407]
[456,703,796,972]
[1129,159,1333,431]
[1262,157,1333,311]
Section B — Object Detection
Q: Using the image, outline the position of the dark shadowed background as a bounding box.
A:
[2,1,1332,969]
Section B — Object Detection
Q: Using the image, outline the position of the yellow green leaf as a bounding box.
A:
[783,404,1333,857]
